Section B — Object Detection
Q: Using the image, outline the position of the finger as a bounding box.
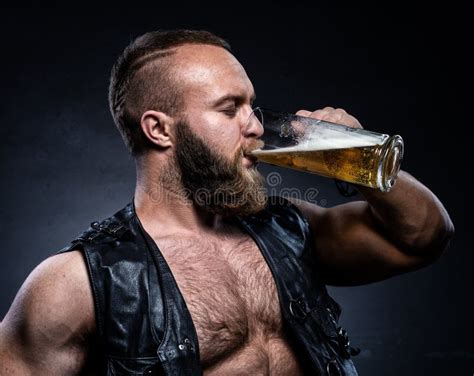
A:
[314,107,363,129]
[297,107,335,119]
[326,109,362,129]
[310,109,331,120]
[321,108,347,124]
[296,110,312,117]
[343,114,363,129]
[298,107,363,129]
[309,106,335,121]
[333,109,362,129]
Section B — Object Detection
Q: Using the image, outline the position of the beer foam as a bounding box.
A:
[299,131,380,150]
[255,129,382,153]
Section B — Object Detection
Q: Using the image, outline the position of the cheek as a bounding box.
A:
[189,111,243,155]
[207,123,242,155]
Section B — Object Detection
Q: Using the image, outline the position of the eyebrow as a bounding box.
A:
[210,92,257,107]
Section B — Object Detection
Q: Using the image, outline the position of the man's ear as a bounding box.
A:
[140,110,175,148]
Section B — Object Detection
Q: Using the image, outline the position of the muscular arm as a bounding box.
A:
[0,251,96,375]
[291,108,455,286]
[293,172,454,285]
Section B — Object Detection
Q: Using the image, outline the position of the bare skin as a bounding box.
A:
[0,251,97,375]
[151,226,303,375]
[0,43,454,374]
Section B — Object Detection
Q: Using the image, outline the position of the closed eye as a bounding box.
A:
[221,106,238,117]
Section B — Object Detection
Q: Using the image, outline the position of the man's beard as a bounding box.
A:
[171,119,268,217]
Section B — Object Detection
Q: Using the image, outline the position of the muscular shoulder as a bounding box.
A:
[1,250,95,350]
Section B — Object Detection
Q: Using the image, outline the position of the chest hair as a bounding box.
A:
[155,230,282,367]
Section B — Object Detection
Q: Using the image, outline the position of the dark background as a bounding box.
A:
[0,3,470,375]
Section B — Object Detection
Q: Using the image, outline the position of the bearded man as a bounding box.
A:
[0,30,454,375]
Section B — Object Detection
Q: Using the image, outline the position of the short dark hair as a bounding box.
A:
[108,30,231,156]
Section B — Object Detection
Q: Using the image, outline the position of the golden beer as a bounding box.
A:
[252,135,403,192]
[248,108,404,192]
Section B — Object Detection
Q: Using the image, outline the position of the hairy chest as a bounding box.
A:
[155,232,282,367]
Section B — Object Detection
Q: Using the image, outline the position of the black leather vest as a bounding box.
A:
[58,197,358,375]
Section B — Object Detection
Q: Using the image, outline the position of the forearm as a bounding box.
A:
[357,170,455,257]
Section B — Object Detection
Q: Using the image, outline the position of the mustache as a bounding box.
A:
[242,139,265,156]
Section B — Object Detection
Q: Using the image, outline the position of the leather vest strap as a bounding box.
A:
[237,197,358,375]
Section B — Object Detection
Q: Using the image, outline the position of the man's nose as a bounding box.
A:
[243,107,264,138]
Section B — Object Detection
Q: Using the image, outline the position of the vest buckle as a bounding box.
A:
[91,220,129,239]
[336,326,361,359]
[289,297,309,321]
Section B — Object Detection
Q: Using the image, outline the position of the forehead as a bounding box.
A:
[172,44,254,106]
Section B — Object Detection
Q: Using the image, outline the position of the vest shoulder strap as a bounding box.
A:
[57,203,164,359]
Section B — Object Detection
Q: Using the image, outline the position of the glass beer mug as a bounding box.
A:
[249,108,404,192]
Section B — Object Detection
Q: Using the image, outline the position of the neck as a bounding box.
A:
[133,155,227,239]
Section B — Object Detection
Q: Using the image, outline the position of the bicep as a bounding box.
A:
[0,331,32,375]
[294,199,430,286]
[0,251,95,375]
[0,323,88,375]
